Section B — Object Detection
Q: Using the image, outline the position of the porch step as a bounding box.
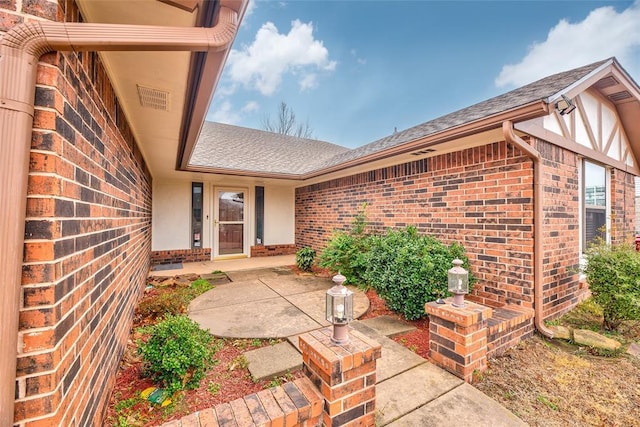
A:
[487,306,535,357]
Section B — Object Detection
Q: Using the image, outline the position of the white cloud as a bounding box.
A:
[207,101,259,124]
[350,48,367,65]
[242,101,259,113]
[226,20,336,96]
[207,101,241,124]
[299,74,318,91]
[496,1,640,87]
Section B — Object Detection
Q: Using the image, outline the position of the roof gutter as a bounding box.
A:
[0,6,239,424]
[502,120,554,339]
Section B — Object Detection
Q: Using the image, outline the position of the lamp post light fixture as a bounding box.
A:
[448,259,469,308]
[326,273,354,345]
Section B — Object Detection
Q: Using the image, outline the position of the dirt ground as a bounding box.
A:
[475,305,640,427]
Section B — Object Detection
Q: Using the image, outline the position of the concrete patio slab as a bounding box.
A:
[226,267,290,282]
[180,264,526,427]
[283,288,370,327]
[376,363,464,426]
[188,280,277,312]
[351,322,425,382]
[244,342,302,382]
[149,255,296,277]
[259,275,331,296]
[284,290,332,327]
[357,315,416,337]
[189,297,321,338]
[387,383,527,427]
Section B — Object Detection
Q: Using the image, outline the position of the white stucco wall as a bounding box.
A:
[152,178,295,252]
[264,186,295,245]
[152,180,192,250]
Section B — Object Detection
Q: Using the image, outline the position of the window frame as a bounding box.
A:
[580,159,611,254]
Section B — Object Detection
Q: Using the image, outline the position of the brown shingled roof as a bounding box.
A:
[189,122,350,175]
[314,59,611,170]
[190,58,613,176]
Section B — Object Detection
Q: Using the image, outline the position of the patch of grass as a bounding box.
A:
[555,298,604,332]
[228,355,248,371]
[251,338,262,347]
[587,345,624,358]
[536,394,559,411]
[231,339,251,350]
[190,278,213,297]
[211,270,224,274]
[111,393,144,427]
[264,372,294,389]
[472,369,485,382]
[207,381,221,395]
[114,396,139,413]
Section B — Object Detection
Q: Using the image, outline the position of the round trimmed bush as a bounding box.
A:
[138,315,218,394]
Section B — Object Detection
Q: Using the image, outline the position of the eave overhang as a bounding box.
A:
[184,99,550,182]
[544,58,640,170]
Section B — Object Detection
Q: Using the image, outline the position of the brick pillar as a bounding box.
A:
[299,327,381,427]
[425,299,492,383]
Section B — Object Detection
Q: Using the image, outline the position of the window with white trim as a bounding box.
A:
[582,160,609,251]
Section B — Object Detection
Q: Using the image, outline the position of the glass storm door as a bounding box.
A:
[214,189,245,256]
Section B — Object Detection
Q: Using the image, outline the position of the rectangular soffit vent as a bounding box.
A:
[608,91,632,102]
[137,85,170,111]
[594,76,619,89]
[411,149,435,156]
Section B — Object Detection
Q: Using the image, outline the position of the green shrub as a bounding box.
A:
[583,241,640,331]
[296,247,316,271]
[319,205,371,286]
[138,315,219,394]
[364,226,473,320]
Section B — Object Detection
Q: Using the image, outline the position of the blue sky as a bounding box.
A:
[207,0,640,148]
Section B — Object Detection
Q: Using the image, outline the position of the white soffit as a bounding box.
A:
[75,0,198,178]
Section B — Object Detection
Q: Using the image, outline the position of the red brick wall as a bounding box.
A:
[251,244,297,257]
[296,140,536,309]
[296,137,635,322]
[611,167,636,245]
[536,140,584,320]
[10,1,153,425]
[535,140,636,320]
[151,248,212,265]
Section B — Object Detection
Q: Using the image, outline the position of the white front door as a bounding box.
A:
[213,188,247,257]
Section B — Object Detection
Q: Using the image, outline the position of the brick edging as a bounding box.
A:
[161,377,323,427]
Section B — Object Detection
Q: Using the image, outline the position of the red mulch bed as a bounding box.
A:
[360,289,430,359]
[105,269,429,425]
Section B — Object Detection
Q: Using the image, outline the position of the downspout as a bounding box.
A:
[0,7,239,424]
[502,121,554,339]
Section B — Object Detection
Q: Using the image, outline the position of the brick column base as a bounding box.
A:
[299,327,382,427]
[425,298,492,383]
